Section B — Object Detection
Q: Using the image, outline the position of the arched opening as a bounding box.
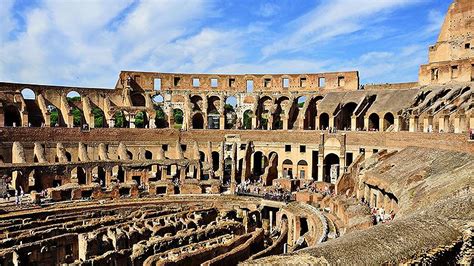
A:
[47,104,63,127]
[319,113,329,130]
[190,95,203,112]
[71,167,87,185]
[192,113,204,129]
[324,153,340,183]
[3,105,21,127]
[21,88,35,100]
[224,156,232,184]
[12,170,27,192]
[22,88,43,127]
[134,111,147,128]
[337,102,357,130]
[65,152,72,162]
[304,97,321,130]
[67,91,83,127]
[368,113,380,131]
[253,151,266,176]
[211,151,220,172]
[207,96,221,129]
[225,96,237,129]
[282,159,294,179]
[126,151,133,160]
[113,111,128,128]
[199,151,205,162]
[131,93,146,106]
[113,165,125,183]
[145,150,153,160]
[243,110,253,129]
[154,106,167,128]
[258,96,272,130]
[173,109,183,129]
[92,166,106,188]
[92,107,106,128]
[383,112,394,131]
[297,160,308,179]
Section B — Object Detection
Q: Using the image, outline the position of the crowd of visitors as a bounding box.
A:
[235,180,293,203]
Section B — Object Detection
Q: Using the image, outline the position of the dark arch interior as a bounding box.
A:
[324,154,340,183]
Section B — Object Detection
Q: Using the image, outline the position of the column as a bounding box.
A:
[282,115,288,130]
[409,115,418,132]
[351,116,357,131]
[394,116,400,132]
[219,115,225,130]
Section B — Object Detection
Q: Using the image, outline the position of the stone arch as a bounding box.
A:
[383,112,395,131]
[131,93,146,107]
[21,88,36,100]
[336,102,357,130]
[297,160,308,179]
[112,165,125,183]
[113,111,128,128]
[225,96,237,129]
[192,112,204,129]
[243,109,253,129]
[207,95,221,114]
[324,153,340,183]
[211,151,220,172]
[47,103,64,127]
[282,159,294,179]
[3,105,22,127]
[368,113,380,131]
[67,91,83,127]
[154,106,168,128]
[303,96,322,130]
[253,151,267,176]
[22,88,44,127]
[144,150,153,160]
[134,111,148,128]
[92,166,106,188]
[172,108,184,129]
[319,113,329,130]
[65,151,72,162]
[92,107,106,128]
[126,150,133,160]
[199,151,205,162]
[190,95,203,112]
[71,167,87,185]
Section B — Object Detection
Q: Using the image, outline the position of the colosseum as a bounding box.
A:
[0,0,473,265]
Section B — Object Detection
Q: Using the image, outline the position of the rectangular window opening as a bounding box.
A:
[192,78,200,87]
[300,77,307,87]
[162,144,168,152]
[318,77,326,87]
[174,77,181,87]
[282,78,289,88]
[465,43,471,49]
[246,80,254,93]
[285,145,291,152]
[181,144,187,152]
[451,65,459,79]
[229,78,236,87]
[431,68,439,81]
[264,78,271,88]
[337,76,345,87]
[154,78,161,91]
[211,78,218,88]
[300,145,306,153]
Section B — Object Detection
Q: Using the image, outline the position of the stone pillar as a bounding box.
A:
[282,115,288,130]
[317,133,324,181]
[423,116,433,132]
[129,114,136,128]
[161,166,167,180]
[379,117,385,132]
[351,115,357,131]
[329,116,335,129]
[409,115,418,132]
[364,116,369,131]
[269,210,273,232]
[364,184,370,202]
[219,115,225,130]
[179,166,186,182]
[394,116,400,132]
[454,113,466,133]
[251,115,257,129]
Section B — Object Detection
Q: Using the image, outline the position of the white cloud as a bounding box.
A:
[262,0,418,57]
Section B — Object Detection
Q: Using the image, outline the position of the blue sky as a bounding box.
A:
[0,0,452,88]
